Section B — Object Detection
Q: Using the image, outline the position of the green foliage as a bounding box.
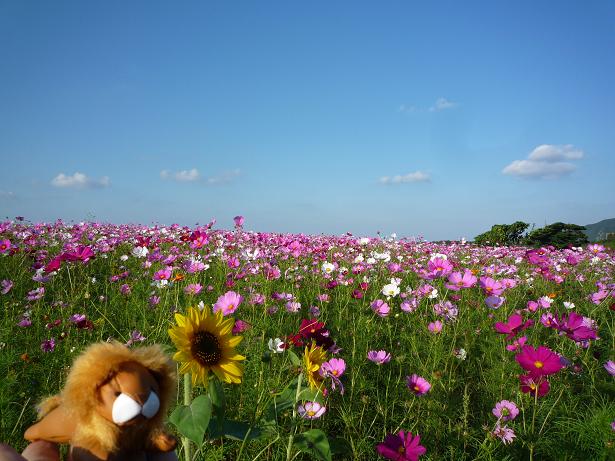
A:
[294,429,332,461]
[474,221,530,246]
[524,222,589,248]
[169,395,212,445]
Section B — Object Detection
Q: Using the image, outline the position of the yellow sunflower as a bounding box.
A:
[303,341,328,390]
[168,306,245,387]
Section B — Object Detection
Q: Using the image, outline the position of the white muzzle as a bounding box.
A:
[111,391,160,424]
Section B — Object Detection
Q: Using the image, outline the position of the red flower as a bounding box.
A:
[519,373,550,397]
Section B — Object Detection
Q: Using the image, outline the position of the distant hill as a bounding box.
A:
[583,218,615,241]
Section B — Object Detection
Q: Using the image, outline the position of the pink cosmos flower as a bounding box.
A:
[153,268,172,281]
[149,295,161,307]
[371,299,390,317]
[479,277,504,296]
[233,215,245,227]
[519,373,550,397]
[63,245,94,262]
[445,270,477,291]
[485,295,505,309]
[41,338,56,353]
[368,350,392,364]
[1,279,13,295]
[492,423,516,445]
[27,287,45,301]
[427,257,454,278]
[120,284,131,295]
[0,239,11,253]
[516,345,563,377]
[428,320,443,334]
[400,298,418,313]
[494,314,533,341]
[492,400,519,422]
[376,430,426,461]
[297,401,326,419]
[406,374,431,396]
[125,330,146,347]
[506,336,528,352]
[184,283,203,296]
[320,358,346,394]
[604,360,615,376]
[213,290,243,316]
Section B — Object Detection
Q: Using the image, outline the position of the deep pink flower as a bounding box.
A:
[519,373,550,397]
[153,268,172,280]
[553,312,598,342]
[63,245,94,262]
[494,314,533,340]
[41,338,56,353]
[506,336,528,352]
[376,430,426,461]
[406,374,431,396]
[426,258,453,278]
[233,215,245,227]
[0,239,12,253]
[516,345,563,377]
[368,350,392,364]
[232,319,251,335]
[213,290,243,316]
[44,255,63,273]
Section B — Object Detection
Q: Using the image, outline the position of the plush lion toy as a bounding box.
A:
[24,341,177,461]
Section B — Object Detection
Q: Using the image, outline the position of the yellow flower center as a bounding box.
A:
[534,361,543,369]
[191,331,222,366]
[414,385,420,392]
[307,410,315,417]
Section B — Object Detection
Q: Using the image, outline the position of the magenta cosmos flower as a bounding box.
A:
[515,345,563,377]
[297,401,326,420]
[368,350,392,364]
[479,276,504,296]
[494,314,533,341]
[0,239,11,253]
[519,373,550,397]
[213,290,243,316]
[406,374,431,396]
[376,430,426,461]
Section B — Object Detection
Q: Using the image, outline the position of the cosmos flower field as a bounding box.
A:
[0,218,614,460]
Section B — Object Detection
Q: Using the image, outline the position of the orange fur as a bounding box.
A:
[25,341,177,460]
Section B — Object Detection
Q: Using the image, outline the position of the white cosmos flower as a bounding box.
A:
[120,255,129,261]
[382,283,400,298]
[322,262,335,274]
[428,288,439,299]
[359,237,370,245]
[563,301,575,309]
[430,253,448,261]
[268,338,285,353]
[366,257,376,265]
[354,254,364,263]
[132,246,149,258]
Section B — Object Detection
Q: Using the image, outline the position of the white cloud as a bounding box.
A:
[160,168,240,185]
[379,171,430,185]
[398,104,417,113]
[429,97,457,112]
[0,190,16,199]
[51,172,110,189]
[502,144,584,179]
[527,144,584,162]
[160,168,201,182]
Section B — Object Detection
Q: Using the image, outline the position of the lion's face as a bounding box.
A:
[96,361,162,427]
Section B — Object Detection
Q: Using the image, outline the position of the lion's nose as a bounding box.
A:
[111,391,160,424]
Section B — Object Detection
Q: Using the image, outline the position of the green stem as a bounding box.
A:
[183,373,192,461]
[285,373,303,461]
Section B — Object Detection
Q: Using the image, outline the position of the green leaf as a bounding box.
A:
[169,395,212,445]
[294,429,332,461]
[329,437,352,457]
[222,420,263,441]
[288,349,301,366]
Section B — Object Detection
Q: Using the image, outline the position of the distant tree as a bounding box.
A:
[474,221,530,246]
[524,222,588,248]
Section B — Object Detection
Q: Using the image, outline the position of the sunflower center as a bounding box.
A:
[191,331,222,366]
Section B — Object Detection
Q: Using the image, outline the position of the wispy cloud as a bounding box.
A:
[398,104,417,113]
[160,168,240,185]
[502,144,584,179]
[0,190,16,199]
[429,97,457,112]
[160,168,201,182]
[379,171,430,185]
[51,172,110,189]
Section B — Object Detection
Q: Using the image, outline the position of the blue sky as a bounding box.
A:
[1,1,614,240]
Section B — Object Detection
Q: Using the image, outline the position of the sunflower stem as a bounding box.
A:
[285,372,303,461]
[183,372,192,461]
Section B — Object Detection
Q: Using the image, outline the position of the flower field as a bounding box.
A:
[0,218,614,460]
